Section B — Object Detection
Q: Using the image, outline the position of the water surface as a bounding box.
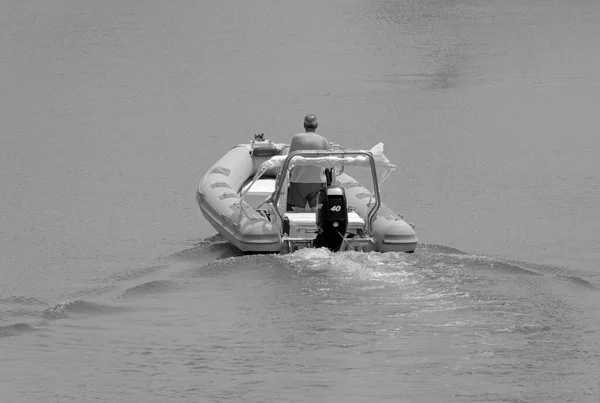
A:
[1,0,599,401]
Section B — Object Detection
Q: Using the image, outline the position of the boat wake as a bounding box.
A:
[119,280,181,299]
[42,300,129,320]
[0,299,129,337]
[1,241,596,338]
[276,242,600,301]
[0,322,38,337]
[168,235,243,262]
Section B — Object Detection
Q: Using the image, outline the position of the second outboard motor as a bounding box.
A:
[314,186,348,252]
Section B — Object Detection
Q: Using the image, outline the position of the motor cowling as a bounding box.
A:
[314,186,348,252]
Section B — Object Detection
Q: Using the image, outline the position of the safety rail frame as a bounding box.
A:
[270,150,382,235]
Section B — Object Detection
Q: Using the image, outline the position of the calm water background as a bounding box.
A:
[2,0,600,402]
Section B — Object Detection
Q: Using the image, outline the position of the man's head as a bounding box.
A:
[303,114,318,132]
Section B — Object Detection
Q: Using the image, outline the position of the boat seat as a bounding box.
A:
[347,212,366,232]
[283,212,366,238]
[241,178,276,209]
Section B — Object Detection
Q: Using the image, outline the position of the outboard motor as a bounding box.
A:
[314,186,348,252]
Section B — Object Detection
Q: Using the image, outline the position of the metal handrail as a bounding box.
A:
[270,150,381,235]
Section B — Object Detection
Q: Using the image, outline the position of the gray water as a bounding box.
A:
[1,1,600,402]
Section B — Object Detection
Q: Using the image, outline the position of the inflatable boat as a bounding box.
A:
[196,134,418,254]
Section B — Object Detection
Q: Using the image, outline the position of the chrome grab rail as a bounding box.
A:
[270,150,381,235]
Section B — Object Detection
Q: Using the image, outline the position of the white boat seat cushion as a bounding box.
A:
[241,179,276,209]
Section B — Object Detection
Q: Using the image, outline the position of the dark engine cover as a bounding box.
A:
[314,186,348,252]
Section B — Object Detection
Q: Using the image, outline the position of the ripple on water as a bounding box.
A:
[42,300,129,320]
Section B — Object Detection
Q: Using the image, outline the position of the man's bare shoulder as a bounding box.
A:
[292,132,326,140]
[290,132,329,151]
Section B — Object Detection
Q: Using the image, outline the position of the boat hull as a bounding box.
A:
[196,141,418,253]
[196,144,282,253]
